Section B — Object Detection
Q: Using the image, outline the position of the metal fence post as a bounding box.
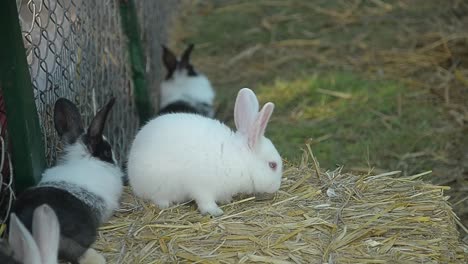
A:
[120,0,153,123]
[0,0,46,192]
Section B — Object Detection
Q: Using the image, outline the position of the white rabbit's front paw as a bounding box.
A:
[196,199,224,216]
[202,206,224,216]
[152,199,170,209]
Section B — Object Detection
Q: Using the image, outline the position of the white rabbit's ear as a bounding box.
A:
[32,204,60,264]
[234,88,259,134]
[8,213,42,264]
[248,102,274,149]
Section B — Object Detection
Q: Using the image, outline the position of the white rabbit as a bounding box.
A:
[0,204,60,264]
[128,88,282,216]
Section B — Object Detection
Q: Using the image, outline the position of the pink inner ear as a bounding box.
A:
[248,103,274,149]
[234,88,259,134]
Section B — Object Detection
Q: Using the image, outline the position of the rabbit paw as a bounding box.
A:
[196,199,224,216]
[152,199,170,209]
[79,248,106,264]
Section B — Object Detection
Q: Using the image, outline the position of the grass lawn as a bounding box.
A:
[257,73,452,175]
[171,0,468,230]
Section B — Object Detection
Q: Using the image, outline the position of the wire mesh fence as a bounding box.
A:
[0,0,180,224]
[136,0,181,109]
[17,0,138,165]
[15,0,179,165]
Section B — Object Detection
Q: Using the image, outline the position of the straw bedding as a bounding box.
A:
[95,150,467,263]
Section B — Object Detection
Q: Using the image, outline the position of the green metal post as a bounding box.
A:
[0,0,46,192]
[119,0,153,123]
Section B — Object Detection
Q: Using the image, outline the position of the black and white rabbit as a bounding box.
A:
[0,204,60,264]
[12,98,123,264]
[159,44,215,117]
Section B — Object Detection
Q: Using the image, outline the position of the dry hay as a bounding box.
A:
[95,150,468,263]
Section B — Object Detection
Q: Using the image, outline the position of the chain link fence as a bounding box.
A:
[17,0,137,165]
[0,0,180,224]
[136,0,181,109]
[15,0,179,164]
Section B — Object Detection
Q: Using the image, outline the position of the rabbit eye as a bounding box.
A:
[269,162,277,170]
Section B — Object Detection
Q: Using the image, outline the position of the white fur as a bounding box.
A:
[160,71,215,112]
[32,205,60,264]
[128,109,282,216]
[9,205,60,264]
[40,142,123,221]
[9,214,42,264]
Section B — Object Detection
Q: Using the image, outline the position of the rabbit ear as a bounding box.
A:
[54,98,84,144]
[234,88,259,134]
[8,213,42,264]
[86,97,115,154]
[179,43,194,68]
[162,45,177,75]
[32,204,60,264]
[247,103,274,149]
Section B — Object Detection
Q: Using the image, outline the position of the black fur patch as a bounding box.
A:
[185,64,198,77]
[158,101,200,116]
[165,65,198,80]
[165,69,175,80]
[163,44,198,80]
[120,162,130,186]
[0,240,20,264]
[162,45,178,80]
[194,102,214,117]
[12,187,99,263]
[159,101,214,117]
[54,98,85,145]
[82,135,114,164]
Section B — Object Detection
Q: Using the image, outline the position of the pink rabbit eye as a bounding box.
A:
[269,162,277,170]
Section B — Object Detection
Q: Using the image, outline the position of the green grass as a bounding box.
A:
[258,73,451,174]
[179,0,461,177]
[185,0,439,55]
